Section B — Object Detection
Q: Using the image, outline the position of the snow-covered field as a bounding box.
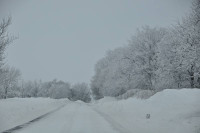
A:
[0,89,199,133]
[93,89,200,133]
[0,98,68,132]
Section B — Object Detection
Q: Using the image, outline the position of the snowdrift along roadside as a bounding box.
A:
[0,98,68,132]
[93,89,200,133]
[0,89,199,133]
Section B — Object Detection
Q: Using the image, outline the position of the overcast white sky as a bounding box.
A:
[1,0,192,84]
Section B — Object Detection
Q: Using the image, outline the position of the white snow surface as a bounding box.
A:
[0,89,200,133]
[93,89,200,133]
[0,98,68,132]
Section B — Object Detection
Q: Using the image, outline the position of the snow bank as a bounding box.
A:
[96,97,116,104]
[117,89,156,99]
[94,89,200,133]
[0,98,69,132]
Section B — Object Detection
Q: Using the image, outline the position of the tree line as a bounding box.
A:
[0,18,91,102]
[91,0,200,99]
[0,0,199,101]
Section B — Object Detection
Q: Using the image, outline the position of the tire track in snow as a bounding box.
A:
[1,104,67,133]
[60,103,79,133]
[92,107,132,133]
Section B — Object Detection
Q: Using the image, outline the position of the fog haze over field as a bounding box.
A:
[1,0,192,83]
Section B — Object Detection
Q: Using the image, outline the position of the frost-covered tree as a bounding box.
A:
[0,17,17,98]
[91,57,108,99]
[158,30,180,88]
[49,80,71,99]
[127,27,167,90]
[91,27,167,98]
[90,0,200,99]
[160,0,200,88]
[91,47,130,98]
[37,81,52,97]
[21,79,72,99]
[19,80,42,97]
[0,17,13,68]
[71,83,91,102]
[0,66,21,99]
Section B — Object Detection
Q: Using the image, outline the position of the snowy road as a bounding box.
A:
[1,89,199,133]
[14,102,126,133]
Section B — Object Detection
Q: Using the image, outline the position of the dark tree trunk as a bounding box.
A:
[4,87,8,99]
[188,65,195,88]
[197,77,200,88]
[190,74,194,88]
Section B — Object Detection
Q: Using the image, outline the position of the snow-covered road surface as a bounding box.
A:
[1,89,200,133]
[14,102,125,133]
